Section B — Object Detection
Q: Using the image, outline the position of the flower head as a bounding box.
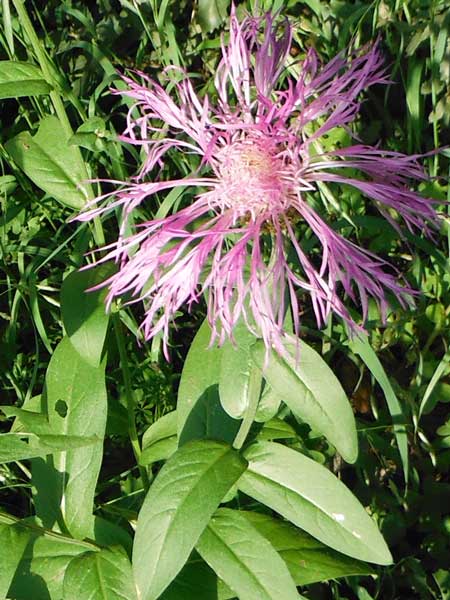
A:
[79,7,439,357]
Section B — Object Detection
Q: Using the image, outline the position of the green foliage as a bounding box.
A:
[133,440,247,599]
[252,338,358,463]
[0,61,52,98]
[0,0,449,598]
[5,116,91,209]
[196,508,300,600]
[63,547,138,600]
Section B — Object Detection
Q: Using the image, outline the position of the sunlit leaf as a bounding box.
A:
[133,439,247,600]
[63,547,138,600]
[252,339,358,463]
[238,441,392,565]
[196,508,299,600]
[5,115,91,209]
[32,337,107,539]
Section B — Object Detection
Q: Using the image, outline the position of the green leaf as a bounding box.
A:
[241,512,374,585]
[93,516,133,557]
[257,418,297,441]
[140,410,178,466]
[219,320,261,419]
[0,434,49,463]
[7,519,97,600]
[238,441,392,565]
[251,339,358,463]
[61,266,111,367]
[178,320,241,446]
[349,335,408,482]
[196,508,299,600]
[5,115,91,209]
[419,349,450,417]
[255,383,282,423]
[0,523,30,597]
[0,61,52,98]
[0,432,97,464]
[63,547,138,600]
[177,319,221,435]
[198,0,230,32]
[159,554,218,600]
[32,336,107,539]
[0,405,49,433]
[132,439,247,600]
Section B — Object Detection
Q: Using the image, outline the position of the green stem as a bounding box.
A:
[232,366,262,450]
[113,314,150,490]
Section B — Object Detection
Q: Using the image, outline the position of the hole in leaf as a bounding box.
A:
[55,400,68,418]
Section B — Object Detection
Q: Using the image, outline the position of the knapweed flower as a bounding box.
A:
[79,8,439,357]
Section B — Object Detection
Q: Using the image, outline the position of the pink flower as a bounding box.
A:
[78,8,439,357]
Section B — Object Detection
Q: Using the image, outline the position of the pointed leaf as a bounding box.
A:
[133,439,247,600]
[0,61,52,98]
[63,547,138,600]
[238,442,392,565]
[251,339,358,463]
[196,508,299,600]
[32,337,107,539]
[241,512,374,585]
[5,115,91,209]
[61,266,111,367]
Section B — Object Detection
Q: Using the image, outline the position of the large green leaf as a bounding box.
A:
[177,320,241,446]
[196,508,299,600]
[219,320,262,419]
[0,523,29,598]
[132,439,247,600]
[61,266,111,367]
[349,335,408,482]
[0,61,52,98]
[251,339,358,463]
[238,442,392,565]
[32,336,107,539]
[5,115,91,209]
[63,547,138,600]
[241,512,374,585]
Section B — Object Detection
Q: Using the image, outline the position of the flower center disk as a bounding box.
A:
[216,140,289,219]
